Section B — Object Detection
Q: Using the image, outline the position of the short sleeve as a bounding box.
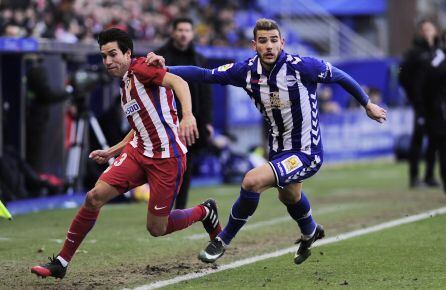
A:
[208,62,247,87]
[300,56,333,83]
[131,58,167,86]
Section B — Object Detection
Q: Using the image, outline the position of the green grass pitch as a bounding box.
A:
[0,161,445,289]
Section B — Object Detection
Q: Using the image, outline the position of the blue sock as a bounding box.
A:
[286,192,317,237]
[219,188,260,245]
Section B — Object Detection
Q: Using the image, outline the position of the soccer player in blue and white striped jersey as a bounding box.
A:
[147,18,387,265]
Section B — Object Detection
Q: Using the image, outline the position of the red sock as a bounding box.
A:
[164,205,206,235]
[58,206,99,262]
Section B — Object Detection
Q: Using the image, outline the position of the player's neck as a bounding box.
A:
[260,60,274,72]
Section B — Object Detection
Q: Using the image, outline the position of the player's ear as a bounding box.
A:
[251,39,256,51]
[281,37,285,49]
[125,49,132,58]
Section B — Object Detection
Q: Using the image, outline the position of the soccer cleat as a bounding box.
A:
[294,224,325,265]
[201,199,222,241]
[424,178,440,188]
[198,237,226,263]
[31,255,67,279]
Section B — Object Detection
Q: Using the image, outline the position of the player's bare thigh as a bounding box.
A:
[84,180,121,211]
[242,163,277,193]
[277,182,303,205]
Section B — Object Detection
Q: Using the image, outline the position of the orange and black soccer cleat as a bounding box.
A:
[31,255,67,279]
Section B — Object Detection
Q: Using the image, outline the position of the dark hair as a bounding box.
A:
[416,18,437,30]
[172,17,194,30]
[97,28,133,56]
[253,18,281,39]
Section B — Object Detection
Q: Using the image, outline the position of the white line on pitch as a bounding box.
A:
[185,204,357,240]
[130,206,446,290]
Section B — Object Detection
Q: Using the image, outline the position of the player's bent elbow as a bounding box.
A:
[176,76,189,91]
[165,73,188,91]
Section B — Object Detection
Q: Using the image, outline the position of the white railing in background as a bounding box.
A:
[278,0,385,58]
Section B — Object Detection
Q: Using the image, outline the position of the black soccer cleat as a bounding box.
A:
[198,237,226,263]
[31,255,67,279]
[424,178,440,188]
[201,199,222,241]
[294,224,325,265]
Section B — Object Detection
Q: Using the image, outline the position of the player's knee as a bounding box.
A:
[242,171,262,192]
[146,224,166,237]
[279,190,301,205]
[279,192,300,205]
[85,188,105,210]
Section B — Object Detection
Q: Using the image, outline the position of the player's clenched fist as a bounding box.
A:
[89,150,112,164]
[146,52,166,68]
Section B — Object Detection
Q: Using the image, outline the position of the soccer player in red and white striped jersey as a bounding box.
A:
[31,28,221,279]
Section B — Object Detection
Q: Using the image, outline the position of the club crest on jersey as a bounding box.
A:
[124,99,141,117]
[281,155,302,174]
[126,77,131,89]
[217,63,234,72]
[269,91,282,109]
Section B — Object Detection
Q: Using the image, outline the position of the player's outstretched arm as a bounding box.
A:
[329,66,387,123]
[162,72,199,146]
[146,52,223,84]
[365,101,387,123]
[89,130,135,164]
[330,66,369,107]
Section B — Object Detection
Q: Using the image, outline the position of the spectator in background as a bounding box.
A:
[399,19,440,188]
[0,0,250,47]
[424,30,446,194]
[25,55,70,172]
[155,17,213,209]
[318,86,341,114]
[368,87,383,106]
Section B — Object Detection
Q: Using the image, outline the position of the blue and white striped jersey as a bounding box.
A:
[207,51,332,156]
[169,50,369,157]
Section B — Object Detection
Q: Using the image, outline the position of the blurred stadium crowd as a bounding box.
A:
[1,0,445,205]
[0,0,254,46]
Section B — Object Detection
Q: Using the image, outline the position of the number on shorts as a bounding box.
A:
[113,153,128,167]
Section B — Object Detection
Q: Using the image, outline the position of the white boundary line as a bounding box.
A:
[130,207,446,290]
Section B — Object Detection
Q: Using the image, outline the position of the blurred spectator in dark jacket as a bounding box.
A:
[399,19,440,188]
[26,55,70,172]
[424,31,446,194]
[155,17,213,209]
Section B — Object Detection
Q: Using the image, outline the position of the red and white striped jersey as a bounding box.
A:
[120,57,187,158]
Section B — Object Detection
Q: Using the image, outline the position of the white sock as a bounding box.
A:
[56,256,68,268]
[216,236,228,248]
[302,227,317,241]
